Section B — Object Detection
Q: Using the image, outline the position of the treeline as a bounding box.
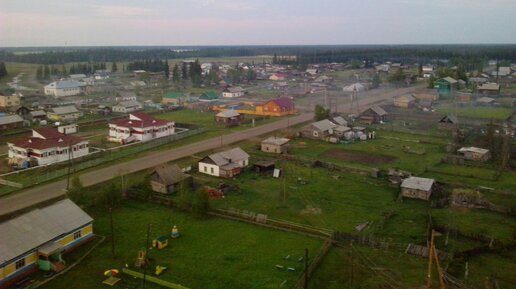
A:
[126,59,169,75]
[35,62,107,80]
[0,62,7,80]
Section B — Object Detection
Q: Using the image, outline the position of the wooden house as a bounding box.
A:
[359,106,387,124]
[0,114,24,131]
[150,164,192,194]
[393,95,416,108]
[215,110,243,127]
[261,137,290,154]
[401,177,434,200]
[162,92,184,105]
[434,77,458,97]
[477,83,500,96]
[438,115,458,130]
[198,147,249,178]
[255,98,296,117]
[301,119,337,141]
[0,199,93,288]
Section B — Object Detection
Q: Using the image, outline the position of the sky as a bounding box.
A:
[1,0,516,47]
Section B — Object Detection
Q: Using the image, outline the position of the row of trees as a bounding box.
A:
[0,62,7,80]
[36,62,108,80]
[126,59,169,76]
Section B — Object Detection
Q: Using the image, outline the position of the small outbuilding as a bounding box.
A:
[150,164,192,194]
[393,95,416,108]
[215,110,244,127]
[359,106,387,124]
[457,147,491,162]
[261,137,290,154]
[400,177,434,200]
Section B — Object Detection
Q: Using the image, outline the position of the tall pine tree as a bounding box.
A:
[111,61,118,73]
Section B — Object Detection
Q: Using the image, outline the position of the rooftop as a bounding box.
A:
[401,177,434,191]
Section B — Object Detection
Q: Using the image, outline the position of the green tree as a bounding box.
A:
[36,66,43,80]
[388,68,405,84]
[43,65,50,80]
[427,75,436,89]
[272,53,278,64]
[111,61,118,73]
[371,73,381,89]
[182,62,188,80]
[67,175,85,205]
[350,59,362,69]
[192,189,210,218]
[314,104,330,121]
[172,64,180,82]
[418,64,423,77]
[164,60,170,79]
[0,62,7,79]
[60,64,67,76]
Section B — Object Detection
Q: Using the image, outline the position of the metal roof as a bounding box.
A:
[45,80,85,89]
[203,147,249,167]
[216,110,240,118]
[262,136,290,146]
[50,105,79,115]
[152,164,189,185]
[0,199,93,264]
[311,119,337,132]
[0,114,24,125]
[332,116,347,126]
[458,147,489,155]
[401,177,434,192]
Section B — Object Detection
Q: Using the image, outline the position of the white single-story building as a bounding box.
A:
[108,112,175,143]
[44,80,86,98]
[198,147,249,178]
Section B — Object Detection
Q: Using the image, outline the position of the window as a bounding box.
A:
[204,166,207,172]
[15,258,25,270]
[73,230,82,240]
[313,131,319,137]
[210,167,214,174]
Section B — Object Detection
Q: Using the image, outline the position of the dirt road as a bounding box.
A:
[0,85,422,217]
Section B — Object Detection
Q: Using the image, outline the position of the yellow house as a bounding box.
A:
[0,199,94,288]
[0,94,20,109]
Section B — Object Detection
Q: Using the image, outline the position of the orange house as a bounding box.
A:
[255,98,296,117]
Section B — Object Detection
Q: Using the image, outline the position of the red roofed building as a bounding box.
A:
[7,127,89,166]
[269,73,288,81]
[108,112,175,144]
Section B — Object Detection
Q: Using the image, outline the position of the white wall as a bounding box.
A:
[198,162,219,177]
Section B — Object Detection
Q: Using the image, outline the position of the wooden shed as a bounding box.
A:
[261,137,290,154]
[150,164,192,194]
[401,177,434,200]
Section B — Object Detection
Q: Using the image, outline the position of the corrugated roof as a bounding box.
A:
[152,164,189,185]
[45,80,85,89]
[369,105,387,116]
[332,116,347,126]
[50,105,79,115]
[262,136,290,146]
[401,177,434,191]
[203,147,249,167]
[311,119,337,132]
[0,199,93,264]
[216,110,240,118]
[458,147,489,155]
[115,100,142,108]
[0,114,24,125]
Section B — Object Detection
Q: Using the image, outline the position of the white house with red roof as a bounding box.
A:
[7,127,89,166]
[108,112,175,144]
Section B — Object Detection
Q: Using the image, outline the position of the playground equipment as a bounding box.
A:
[155,265,168,276]
[134,249,148,269]
[152,236,169,249]
[171,225,180,238]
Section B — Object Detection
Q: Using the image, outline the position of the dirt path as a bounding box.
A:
[0,84,423,217]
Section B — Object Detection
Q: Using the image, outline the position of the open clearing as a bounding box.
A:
[321,148,397,165]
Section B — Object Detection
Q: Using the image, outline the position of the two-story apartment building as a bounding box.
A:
[107,112,175,144]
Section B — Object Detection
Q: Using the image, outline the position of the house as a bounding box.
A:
[57,124,78,135]
[28,110,47,122]
[301,119,337,141]
[456,92,472,104]
[477,83,500,96]
[255,97,296,116]
[222,86,245,98]
[7,127,89,166]
[272,82,289,90]
[0,199,93,288]
[93,70,110,80]
[434,77,458,96]
[457,147,491,162]
[305,69,318,76]
[162,92,184,105]
[393,95,416,108]
[112,100,143,113]
[0,94,21,109]
[343,83,367,92]
[401,177,434,200]
[491,67,511,77]
[47,106,81,123]
[108,112,175,143]
[68,74,87,81]
[115,91,138,102]
[422,65,435,78]
[331,116,348,126]
[314,75,332,83]
[198,147,250,178]
[215,110,243,127]
[44,80,86,97]
[199,91,219,102]
[130,80,146,87]
[269,73,288,81]
[359,106,388,124]
[10,106,31,119]
[0,114,25,131]
[150,164,192,194]
[375,64,390,73]
[261,137,290,154]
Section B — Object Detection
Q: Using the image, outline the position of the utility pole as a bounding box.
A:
[109,207,116,258]
[142,224,151,289]
[304,248,309,289]
[66,144,72,192]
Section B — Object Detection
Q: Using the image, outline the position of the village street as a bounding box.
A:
[0,85,423,217]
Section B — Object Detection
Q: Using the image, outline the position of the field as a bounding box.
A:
[38,200,322,289]
[434,102,513,120]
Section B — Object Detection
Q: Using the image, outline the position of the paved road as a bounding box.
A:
[0,85,422,217]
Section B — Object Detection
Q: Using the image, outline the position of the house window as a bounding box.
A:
[15,258,25,270]
[313,131,319,137]
[204,166,207,172]
[74,230,82,240]
[210,167,214,174]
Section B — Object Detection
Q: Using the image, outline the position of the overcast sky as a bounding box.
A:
[1,0,515,47]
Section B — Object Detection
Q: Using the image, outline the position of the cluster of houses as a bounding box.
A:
[301,115,376,144]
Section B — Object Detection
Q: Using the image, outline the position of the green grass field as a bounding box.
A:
[39,200,322,289]
[435,103,513,120]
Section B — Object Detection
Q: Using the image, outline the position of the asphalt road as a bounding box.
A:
[0,85,422,217]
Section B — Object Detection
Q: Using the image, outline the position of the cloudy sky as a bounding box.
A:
[1,0,515,47]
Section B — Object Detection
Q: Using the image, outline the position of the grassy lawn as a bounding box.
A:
[39,200,322,289]
[434,103,513,120]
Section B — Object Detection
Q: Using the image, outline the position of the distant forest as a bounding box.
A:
[0,45,515,65]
